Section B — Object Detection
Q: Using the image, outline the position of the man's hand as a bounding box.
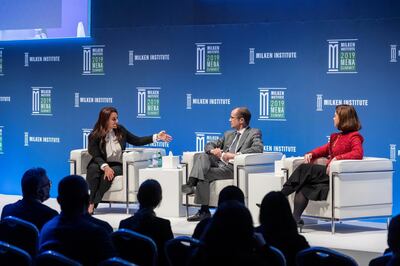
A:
[210,148,222,158]
[222,152,236,162]
[104,166,115,181]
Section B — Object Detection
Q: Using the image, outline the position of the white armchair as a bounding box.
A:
[281,156,393,233]
[181,152,283,213]
[69,148,166,213]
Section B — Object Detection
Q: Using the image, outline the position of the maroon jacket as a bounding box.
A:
[310,131,364,166]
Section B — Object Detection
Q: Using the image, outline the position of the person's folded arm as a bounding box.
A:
[205,135,224,154]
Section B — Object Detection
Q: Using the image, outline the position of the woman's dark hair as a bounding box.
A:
[336,104,362,132]
[388,214,400,254]
[259,191,298,236]
[137,179,162,209]
[202,200,254,252]
[218,185,245,206]
[90,106,122,142]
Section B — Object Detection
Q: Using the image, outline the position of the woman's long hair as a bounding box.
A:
[202,201,255,254]
[259,191,298,237]
[89,107,122,143]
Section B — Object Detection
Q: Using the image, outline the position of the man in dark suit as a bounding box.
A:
[119,179,174,266]
[1,167,58,230]
[182,107,264,221]
[39,175,115,266]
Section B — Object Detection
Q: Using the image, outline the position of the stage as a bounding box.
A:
[0,194,388,266]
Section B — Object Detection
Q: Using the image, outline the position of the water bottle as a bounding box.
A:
[152,153,158,167]
[157,152,162,167]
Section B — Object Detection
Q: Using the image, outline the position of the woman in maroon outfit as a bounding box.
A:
[281,104,363,225]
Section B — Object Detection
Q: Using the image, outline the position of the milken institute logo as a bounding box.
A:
[259,88,286,121]
[83,45,105,75]
[137,87,161,118]
[327,39,357,74]
[196,43,221,75]
[32,87,52,116]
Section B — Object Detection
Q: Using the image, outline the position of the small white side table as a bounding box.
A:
[139,167,185,217]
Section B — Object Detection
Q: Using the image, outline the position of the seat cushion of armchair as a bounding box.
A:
[108,175,123,192]
[123,150,155,161]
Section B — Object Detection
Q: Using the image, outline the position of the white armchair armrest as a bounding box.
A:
[233,152,283,186]
[234,152,283,166]
[69,149,92,176]
[329,157,393,174]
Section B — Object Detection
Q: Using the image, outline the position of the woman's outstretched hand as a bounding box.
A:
[157,130,173,142]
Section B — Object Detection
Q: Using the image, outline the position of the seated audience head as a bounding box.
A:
[388,214,400,255]
[137,179,162,209]
[57,175,89,215]
[203,200,254,252]
[21,167,51,202]
[335,104,361,132]
[259,191,298,235]
[217,185,245,206]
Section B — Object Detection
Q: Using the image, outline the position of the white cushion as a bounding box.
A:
[108,175,123,192]
[234,152,283,166]
[330,157,393,173]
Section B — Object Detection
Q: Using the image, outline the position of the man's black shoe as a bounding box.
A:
[187,211,211,222]
[182,184,195,194]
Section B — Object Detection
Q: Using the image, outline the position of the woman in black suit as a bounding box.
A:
[87,106,172,214]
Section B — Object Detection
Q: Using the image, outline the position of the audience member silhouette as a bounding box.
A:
[387,214,400,266]
[119,179,173,266]
[192,185,245,239]
[188,200,280,266]
[39,175,115,266]
[256,191,309,266]
[1,167,58,230]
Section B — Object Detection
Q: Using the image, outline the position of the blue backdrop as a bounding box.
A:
[0,4,399,213]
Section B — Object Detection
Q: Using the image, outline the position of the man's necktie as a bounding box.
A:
[228,132,241,153]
